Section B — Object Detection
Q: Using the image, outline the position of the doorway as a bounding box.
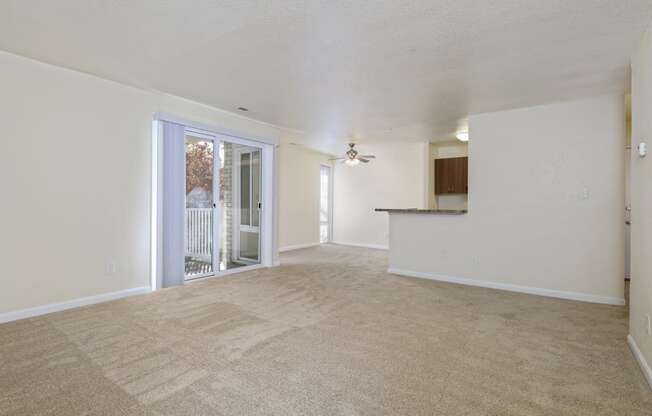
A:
[184,130,218,279]
[184,134,265,280]
[154,116,273,289]
[624,94,632,303]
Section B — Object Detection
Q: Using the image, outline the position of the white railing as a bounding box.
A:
[185,208,213,261]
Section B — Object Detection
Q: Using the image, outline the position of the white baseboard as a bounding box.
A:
[628,335,652,390]
[387,268,625,306]
[332,241,389,250]
[0,286,151,324]
[279,242,321,252]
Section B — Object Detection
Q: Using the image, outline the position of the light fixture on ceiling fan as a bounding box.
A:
[329,143,376,166]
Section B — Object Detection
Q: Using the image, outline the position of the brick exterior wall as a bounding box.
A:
[222,142,234,265]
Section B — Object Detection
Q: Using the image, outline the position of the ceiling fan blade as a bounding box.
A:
[329,157,345,161]
[358,158,370,163]
[359,155,376,158]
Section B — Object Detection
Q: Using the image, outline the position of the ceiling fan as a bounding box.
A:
[329,143,376,166]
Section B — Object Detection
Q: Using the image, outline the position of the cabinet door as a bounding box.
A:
[453,157,468,193]
[434,158,449,194]
[435,157,468,194]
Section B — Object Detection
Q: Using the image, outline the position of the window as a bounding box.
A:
[320,165,332,243]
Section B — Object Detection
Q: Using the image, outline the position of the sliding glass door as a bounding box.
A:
[156,117,273,289]
[217,144,261,271]
[235,147,261,262]
[184,131,217,279]
[183,131,263,280]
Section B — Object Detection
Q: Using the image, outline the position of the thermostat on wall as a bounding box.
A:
[638,142,647,157]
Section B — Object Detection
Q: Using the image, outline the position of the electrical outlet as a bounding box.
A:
[107,261,117,275]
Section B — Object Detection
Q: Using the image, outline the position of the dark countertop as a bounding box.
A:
[375,208,467,215]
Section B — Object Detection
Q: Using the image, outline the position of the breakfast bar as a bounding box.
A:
[374,208,467,215]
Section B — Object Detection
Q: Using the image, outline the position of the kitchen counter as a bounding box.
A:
[375,208,467,215]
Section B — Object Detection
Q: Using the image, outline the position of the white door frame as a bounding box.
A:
[151,116,275,291]
[320,163,334,243]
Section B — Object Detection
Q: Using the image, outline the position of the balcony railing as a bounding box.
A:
[185,208,213,262]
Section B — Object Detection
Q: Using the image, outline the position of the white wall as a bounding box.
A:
[333,142,426,249]
[0,51,283,315]
[278,143,331,250]
[630,24,652,380]
[388,95,625,304]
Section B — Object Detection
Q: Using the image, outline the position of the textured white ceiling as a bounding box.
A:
[1,1,650,150]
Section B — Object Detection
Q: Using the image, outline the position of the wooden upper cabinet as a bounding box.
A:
[435,157,468,194]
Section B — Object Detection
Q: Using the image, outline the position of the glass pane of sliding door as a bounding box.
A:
[218,142,262,271]
[184,132,216,279]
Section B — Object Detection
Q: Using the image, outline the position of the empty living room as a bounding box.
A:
[2,1,652,415]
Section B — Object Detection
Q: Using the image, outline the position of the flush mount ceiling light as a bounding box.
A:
[456,131,469,142]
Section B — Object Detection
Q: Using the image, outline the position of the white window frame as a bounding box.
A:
[320,163,334,244]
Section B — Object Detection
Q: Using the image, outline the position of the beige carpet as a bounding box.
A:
[1,245,650,415]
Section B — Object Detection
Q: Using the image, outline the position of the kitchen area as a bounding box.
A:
[428,139,469,211]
